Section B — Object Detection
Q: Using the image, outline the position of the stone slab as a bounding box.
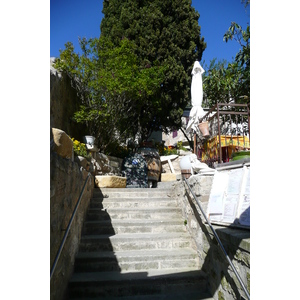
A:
[95,175,126,188]
[161,173,180,182]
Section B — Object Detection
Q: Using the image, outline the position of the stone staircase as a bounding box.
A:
[68,182,213,299]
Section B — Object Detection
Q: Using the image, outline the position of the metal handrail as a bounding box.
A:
[50,172,92,280]
[183,177,250,300]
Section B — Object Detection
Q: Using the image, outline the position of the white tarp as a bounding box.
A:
[186,61,206,133]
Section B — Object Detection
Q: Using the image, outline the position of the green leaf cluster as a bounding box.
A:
[55,36,165,154]
[203,58,249,107]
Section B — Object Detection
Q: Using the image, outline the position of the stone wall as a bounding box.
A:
[50,58,88,142]
[50,151,94,300]
[172,175,250,300]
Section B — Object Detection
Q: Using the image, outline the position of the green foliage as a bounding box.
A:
[103,140,130,159]
[55,36,165,153]
[177,141,188,151]
[162,147,178,156]
[203,59,248,107]
[72,138,91,160]
[101,0,206,135]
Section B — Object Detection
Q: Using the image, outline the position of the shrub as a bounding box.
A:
[72,138,91,160]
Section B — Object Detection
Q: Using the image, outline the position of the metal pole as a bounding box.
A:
[183,177,250,300]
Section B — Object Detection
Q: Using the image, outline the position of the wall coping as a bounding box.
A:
[205,224,250,253]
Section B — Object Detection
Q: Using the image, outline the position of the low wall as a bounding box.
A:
[172,175,250,300]
[50,151,94,300]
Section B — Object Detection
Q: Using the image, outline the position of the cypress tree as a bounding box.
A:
[100,0,206,138]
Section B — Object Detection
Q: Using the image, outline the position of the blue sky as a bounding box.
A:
[50,0,249,67]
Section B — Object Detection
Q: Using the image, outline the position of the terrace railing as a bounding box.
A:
[198,103,250,166]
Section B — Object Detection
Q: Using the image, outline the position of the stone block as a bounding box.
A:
[161,173,178,182]
[95,175,126,188]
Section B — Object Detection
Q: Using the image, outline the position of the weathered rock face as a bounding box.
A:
[50,58,88,141]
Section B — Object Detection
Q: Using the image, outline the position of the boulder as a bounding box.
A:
[51,128,73,159]
[95,175,126,188]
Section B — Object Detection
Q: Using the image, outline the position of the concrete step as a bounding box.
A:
[74,249,200,272]
[156,181,178,189]
[70,292,213,300]
[82,219,187,235]
[79,233,193,252]
[89,197,179,209]
[86,207,183,221]
[68,185,213,299]
[68,269,209,299]
[70,291,214,300]
[94,188,174,199]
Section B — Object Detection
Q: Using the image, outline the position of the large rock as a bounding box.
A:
[95,175,126,188]
[51,128,73,159]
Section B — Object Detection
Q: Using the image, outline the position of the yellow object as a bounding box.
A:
[202,135,250,161]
